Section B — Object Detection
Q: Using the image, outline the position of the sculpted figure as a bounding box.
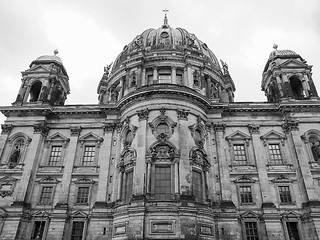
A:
[311,141,320,160]
[9,146,20,168]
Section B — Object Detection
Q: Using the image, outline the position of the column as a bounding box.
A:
[111,123,123,202]
[22,84,32,102]
[282,72,294,97]
[187,64,193,88]
[214,123,234,206]
[137,66,142,88]
[303,73,318,96]
[174,159,179,194]
[183,67,188,86]
[275,74,284,97]
[141,68,146,86]
[119,76,124,99]
[56,126,81,206]
[177,109,191,197]
[206,77,211,97]
[153,67,158,84]
[134,109,149,196]
[171,66,177,84]
[95,123,115,204]
[117,171,123,200]
[0,124,13,159]
[146,159,151,194]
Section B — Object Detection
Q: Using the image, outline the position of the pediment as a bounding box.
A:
[71,210,88,218]
[46,132,69,143]
[240,210,260,219]
[234,175,255,183]
[271,174,294,183]
[79,132,103,143]
[26,64,51,73]
[281,210,300,218]
[33,210,50,218]
[74,176,95,185]
[37,176,59,184]
[260,130,285,140]
[278,59,308,69]
[0,175,18,183]
[226,131,250,141]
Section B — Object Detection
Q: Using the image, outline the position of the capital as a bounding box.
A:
[137,109,149,121]
[70,126,82,136]
[33,123,49,136]
[1,124,13,135]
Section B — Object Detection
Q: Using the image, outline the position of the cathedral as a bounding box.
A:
[0,14,320,240]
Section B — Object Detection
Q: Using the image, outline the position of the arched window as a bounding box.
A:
[290,76,304,99]
[189,147,210,202]
[146,142,179,201]
[118,148,136,203]
[29,81,42,102]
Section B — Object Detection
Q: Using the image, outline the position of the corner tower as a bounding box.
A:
[14,50,70,106]
[261,44,318,102]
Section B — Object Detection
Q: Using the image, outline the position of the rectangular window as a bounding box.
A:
[39,187,53,204]
[245,222,259,240]
[286,222,300,240]
[158,74,171,84]
[240,186,253,204]
[71,221,84,240]
[82,146,95,166]
[176,75,182,85]
[124,171,133,202]
[77,187,89,204]
[192,170,203,202]
[268,144,283,164]
[155,166,171,200]
[233,144,247,165]
[48,146,62,166]
[279,186,292,203]
[31,221,46,240]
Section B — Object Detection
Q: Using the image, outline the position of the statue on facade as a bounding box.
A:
[220,60,229,75]
[103,62,113,79]
[311,140,320,161]
[8,146,20,168]
[210,82,219,98]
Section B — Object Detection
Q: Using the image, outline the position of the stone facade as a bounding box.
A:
[0,18,320,240]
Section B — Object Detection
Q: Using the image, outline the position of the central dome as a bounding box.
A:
[111,22,221,73]
[97,18,235,106]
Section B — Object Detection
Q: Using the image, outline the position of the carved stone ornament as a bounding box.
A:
[147,141,178,163]
[137,109,149,121]
[282,120,299,133]
[248,124,260,134]
[1,124,13,135]
[0,175,18,198]
[70,126,82,136]
[213,123,226,132]
[103,123,116,133]
[118,147,137,171]
[74,176,95,185]
[189,147,210,170]
[37,176,60,184]
[177,109,189,120]
[33,123,49,136]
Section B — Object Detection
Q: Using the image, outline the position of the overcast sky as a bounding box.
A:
[1,0,319,125]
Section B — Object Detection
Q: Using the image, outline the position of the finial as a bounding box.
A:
[163,8,169,25]
[273,43,278,50]
[53,49,59,55]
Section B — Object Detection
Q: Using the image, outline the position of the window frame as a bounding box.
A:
[70,220,86,240]
[48,145,63,166]
[232,143,248,165]
[192,168,204,202]
[30,218,49,240]
[121,168,134,203]
[77,132,103,167]
[234,175,256,206]
[267,143,283,165]
[239,185,253,204]
[81,145,96,166]
[39,186,54,205]
[76,186,90,204]
[152,163,174,201]
[225,131,251,166]
[244,221,260,240]
[44,133,69,166]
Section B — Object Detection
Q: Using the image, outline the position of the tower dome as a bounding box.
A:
[261,45,318,102]
[97,17,235,106]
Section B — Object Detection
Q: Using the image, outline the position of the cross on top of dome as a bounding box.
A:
[163,8,169,26]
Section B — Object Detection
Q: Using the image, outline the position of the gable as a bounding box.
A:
[25,64,51,73]
[240,210,260,219]
[46,132,69,142]
[226,130,250,141]
[78,132,103,143]
[278,59,308,69]
[260,130,285,140]
[71,210,87,218]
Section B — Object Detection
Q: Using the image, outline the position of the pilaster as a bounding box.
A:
[56,126,81,207]
[95,123,115,204]
[0,124,13,159]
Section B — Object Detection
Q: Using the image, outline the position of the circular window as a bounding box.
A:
[160,31,169,38]
[157,123,170,135]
